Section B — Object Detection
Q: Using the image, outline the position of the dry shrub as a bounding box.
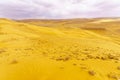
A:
[0,49,6,54]
[73,63,77,66]
[117,66,120,70]
[88,70,96,76]
[56,57,70,61]
[107,73,118,80]
[107,54,118,60]
[101,57,107,60]
[87,55,94,59]
[10,60,18,64]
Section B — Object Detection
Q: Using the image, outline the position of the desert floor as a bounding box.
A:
[0,18,120,80]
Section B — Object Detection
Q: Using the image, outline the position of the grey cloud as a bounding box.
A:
[0,0,120,19]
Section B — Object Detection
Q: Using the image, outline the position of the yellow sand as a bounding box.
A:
[0,18,120,80]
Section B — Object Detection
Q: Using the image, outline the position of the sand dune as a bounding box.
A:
[92,19,120,23]
[0,18,120,80]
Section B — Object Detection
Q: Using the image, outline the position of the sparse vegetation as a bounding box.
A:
[88,70,96,76]
[73,63,77,66]
[117,66,120,70]
[56,57,70,61]
[107,73,119,80]
[10,60,18,64]
[0,49,6,54]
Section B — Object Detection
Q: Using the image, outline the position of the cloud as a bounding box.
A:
[0,0,120,19]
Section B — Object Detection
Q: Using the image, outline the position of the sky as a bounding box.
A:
[0,0,120,19]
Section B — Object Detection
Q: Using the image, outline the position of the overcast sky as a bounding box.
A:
[0,0,120,19]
